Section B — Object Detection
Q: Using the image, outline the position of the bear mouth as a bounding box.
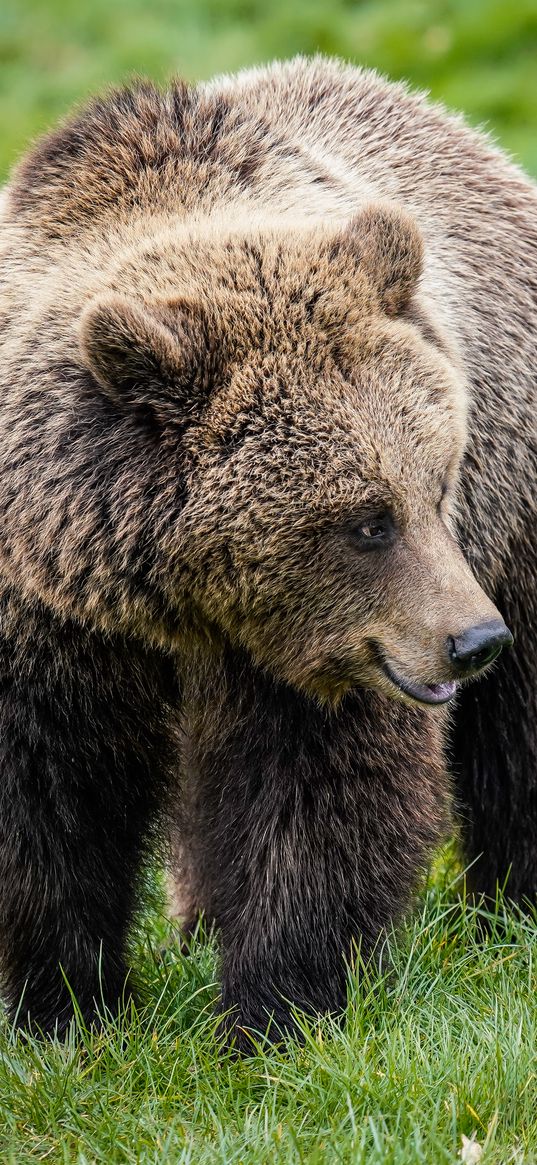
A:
[380,659,458,706]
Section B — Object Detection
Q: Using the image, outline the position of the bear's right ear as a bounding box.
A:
[79,293,214,418]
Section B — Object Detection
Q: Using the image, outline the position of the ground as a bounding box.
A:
[0,849,536,1164]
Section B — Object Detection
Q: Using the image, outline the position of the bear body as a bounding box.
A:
[0,57,535,1044]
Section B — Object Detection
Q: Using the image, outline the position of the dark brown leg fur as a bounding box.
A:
[451,577,537,905]
[0,591,179,1035]
[177,648,450,1050]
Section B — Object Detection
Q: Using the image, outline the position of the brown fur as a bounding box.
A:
[0,57,535,1045]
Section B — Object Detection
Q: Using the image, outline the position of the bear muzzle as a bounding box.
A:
[376,618,513,706]
[447,619,513,676]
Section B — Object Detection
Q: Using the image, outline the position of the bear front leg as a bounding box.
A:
[0,599,179,1035]
[177,651,450,1050]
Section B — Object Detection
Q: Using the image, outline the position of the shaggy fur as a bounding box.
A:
[0,56,535,1044]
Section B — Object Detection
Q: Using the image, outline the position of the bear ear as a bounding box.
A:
[341,204,424,317]
[79,293,214,419]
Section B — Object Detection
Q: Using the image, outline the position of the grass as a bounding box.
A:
[1,853,536,1164]
[1,0,537,182]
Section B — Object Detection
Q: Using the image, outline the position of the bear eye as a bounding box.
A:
[351,513,393,549]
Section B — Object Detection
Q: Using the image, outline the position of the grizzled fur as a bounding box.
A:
[173,646,448,1042]
[0,57,536,1047]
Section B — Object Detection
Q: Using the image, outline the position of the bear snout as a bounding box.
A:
[447,619,513,676]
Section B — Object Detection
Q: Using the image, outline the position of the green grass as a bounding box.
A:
[1,855,536,1164]
[1,0,537,182]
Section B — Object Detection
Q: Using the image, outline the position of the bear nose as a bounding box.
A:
[447,619,513,675]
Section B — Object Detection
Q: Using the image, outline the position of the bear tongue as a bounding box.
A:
[424,680,458,703]
[382,660,458,706]
[400,677,458,705]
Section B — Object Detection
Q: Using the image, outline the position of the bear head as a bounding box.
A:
[79,204,511,706]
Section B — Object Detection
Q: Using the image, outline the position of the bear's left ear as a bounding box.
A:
[341,204,424,317]
[79,293,216,419]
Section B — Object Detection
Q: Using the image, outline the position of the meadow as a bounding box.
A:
[1,0,537,179]
[1,0,536,1161]
[1,859,536,1164]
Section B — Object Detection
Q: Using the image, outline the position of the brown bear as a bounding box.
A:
[0,56,535,1048]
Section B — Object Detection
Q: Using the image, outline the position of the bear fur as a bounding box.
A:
[0,56,536,1046]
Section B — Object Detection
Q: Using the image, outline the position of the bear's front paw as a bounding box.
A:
[215,994,304,1055]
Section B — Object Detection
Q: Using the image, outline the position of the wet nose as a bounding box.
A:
[448,619,513,675]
